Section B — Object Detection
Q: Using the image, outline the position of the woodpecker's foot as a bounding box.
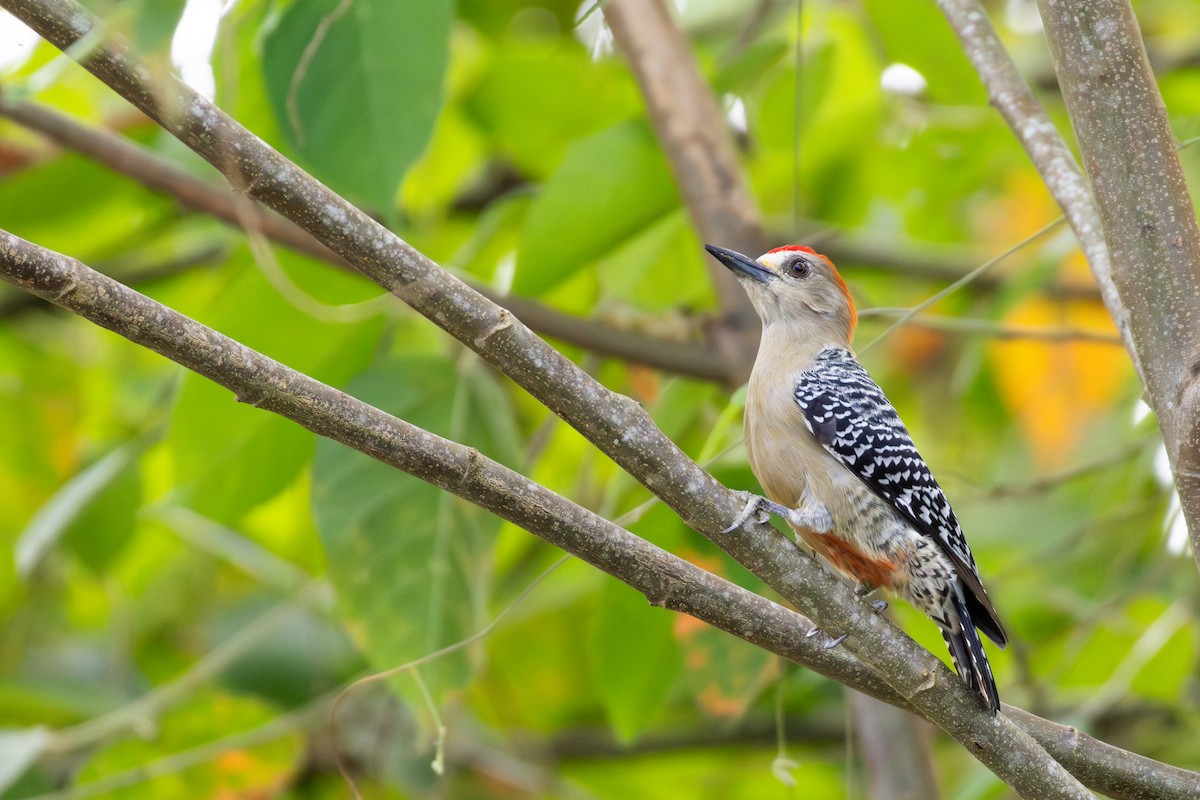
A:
[870,599,889,614]
[758,497,833,534]
[804,626,848,649]
[721,492,773,534]
[721,492,834,535]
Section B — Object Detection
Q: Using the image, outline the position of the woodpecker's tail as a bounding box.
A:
[940,590,1000,714]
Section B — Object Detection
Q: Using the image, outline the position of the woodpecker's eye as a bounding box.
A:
[785,257,810,279]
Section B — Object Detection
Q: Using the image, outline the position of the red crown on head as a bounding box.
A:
[765,244,856,337]
[767,244,820,256]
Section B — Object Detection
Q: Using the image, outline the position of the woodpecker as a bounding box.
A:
[705,243,1007,713]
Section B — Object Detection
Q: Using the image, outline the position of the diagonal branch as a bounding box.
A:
[0,97,1108,372]
[0,228,887,708]
[604,0,765,382]
[1,229,1195,800]
[0,96,727,381]
[1036,0,1200,568]
[935,0,1135,366]
[0,1,1109,793]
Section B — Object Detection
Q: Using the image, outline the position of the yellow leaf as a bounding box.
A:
[988,296,1129,467]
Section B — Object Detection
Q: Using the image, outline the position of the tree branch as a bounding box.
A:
[1003,706,1199,800]
[1036,0,1200,568]
[0,226,890,714]
[0,1,1132,793]
[804,232,1103,302]
[0,95,728,381]
[604,0,765,382]
[0,244,225,318]
[1,228,1195,799]
[935,0,1135,365]
[850,691,942,800]
[0,96,1110,378]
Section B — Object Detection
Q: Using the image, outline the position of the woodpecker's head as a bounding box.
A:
[705,244,857,342]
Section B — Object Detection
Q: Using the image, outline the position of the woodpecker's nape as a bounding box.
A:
[707,241,1005,714]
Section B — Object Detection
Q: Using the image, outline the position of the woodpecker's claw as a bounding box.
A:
[804,626,848,649]
[870,600,889,614]
[722,492,772,534]
[729,493,833,535]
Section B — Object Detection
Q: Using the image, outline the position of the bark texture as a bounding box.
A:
[1038,0,1200,567]
[3,228,1194,798]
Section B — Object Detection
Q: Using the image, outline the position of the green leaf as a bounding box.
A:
[595,209,711,312]
[131,0,188,56]
[0,727,49,794]
[210,599,360,707]
[588,578,683,742]
[15,444,139,578]
[168,256,383,523]
[712,36,791,95]
[0,154,175,262]
[1129,599,1195,703]
[516,120,681,296]
[752,10,883,221]
[213,0,286,146]
[463,39,640,179]
[261,0,451,211]
[62,458,142,574]
[312,356,520,699]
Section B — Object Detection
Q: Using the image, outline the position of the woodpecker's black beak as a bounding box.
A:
[704,244,773,284]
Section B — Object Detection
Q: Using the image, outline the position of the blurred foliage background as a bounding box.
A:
[1,0,1199,797]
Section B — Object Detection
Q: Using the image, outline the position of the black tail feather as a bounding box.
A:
[940,591,1000,714]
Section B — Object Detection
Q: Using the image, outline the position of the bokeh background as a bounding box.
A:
[1,0,1198,797]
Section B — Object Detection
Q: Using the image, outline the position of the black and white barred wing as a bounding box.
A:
[794,347,1006,646]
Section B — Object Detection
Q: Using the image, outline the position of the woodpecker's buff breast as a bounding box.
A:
[705,243,1007,713]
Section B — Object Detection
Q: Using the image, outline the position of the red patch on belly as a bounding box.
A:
[803,532,899,588]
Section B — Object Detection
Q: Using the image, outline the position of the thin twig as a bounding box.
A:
[46,582,329,755]
[0,228,1192,798]
[935,0,1133,365]
[30,695,334,800]
[1076,599,1191,723]
[0,1,1178,793]
[332,555,573,799]
[859,309,1122,345]
[978,439,1153,499]
[858,217,1065,353]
